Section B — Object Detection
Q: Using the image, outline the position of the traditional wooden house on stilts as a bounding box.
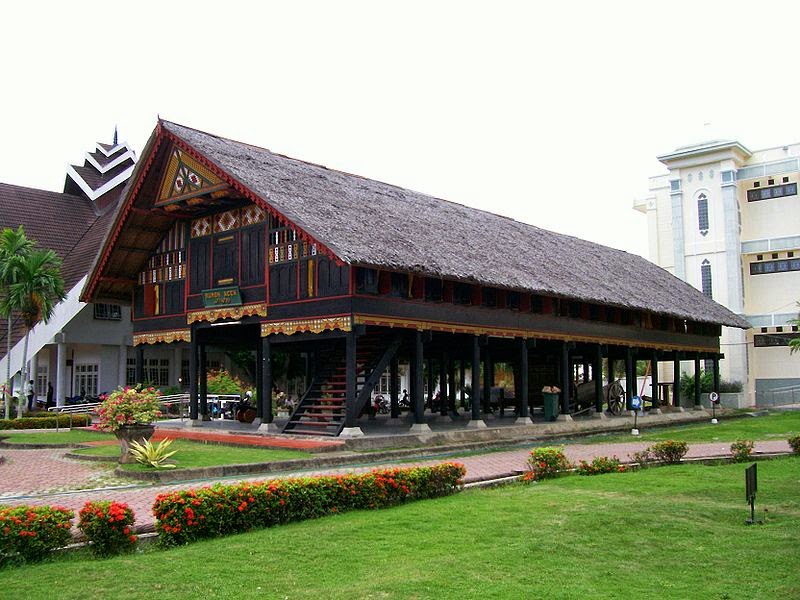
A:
[82,121,750,437]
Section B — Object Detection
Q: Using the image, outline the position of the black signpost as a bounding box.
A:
[745,463,757,525]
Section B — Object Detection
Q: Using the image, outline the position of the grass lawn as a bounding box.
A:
[1,457,798,599]
[0,430,114,445]
[581,410,800,445]
[72,439,310,470]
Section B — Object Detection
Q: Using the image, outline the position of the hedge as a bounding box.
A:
[0,505,74,565]
[153,462,465,546]
[0,414,92,430]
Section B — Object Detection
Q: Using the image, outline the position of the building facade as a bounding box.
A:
[0,138,136,406]
[82,120,747,436]
[635,140,800,406]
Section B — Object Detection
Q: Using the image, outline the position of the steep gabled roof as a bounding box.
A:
[153,121,748,329]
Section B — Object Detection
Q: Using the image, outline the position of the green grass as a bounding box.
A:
[72,439,310,470]
[1,457,798,599]
[581,410,800,445]
[0,430,114,445]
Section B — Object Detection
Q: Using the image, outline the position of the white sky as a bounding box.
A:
[2,0,800,258]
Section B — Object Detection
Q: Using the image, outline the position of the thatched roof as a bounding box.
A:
[153,121,748,329]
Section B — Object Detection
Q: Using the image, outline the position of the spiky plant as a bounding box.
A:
[128,438,178,469]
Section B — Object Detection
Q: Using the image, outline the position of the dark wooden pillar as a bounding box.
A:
[582,360,590,384]
[482,343,492,414]
[625,347,635,410]
[199,343,209,420]
[673,353,681,408]
[594,344,603,413]
[694,355,702,408]
[261,337,272,423]
[413,330,425,423]
[471,336,481,421]
[459,358,466,408]
[439,353,448,417]
[135,345,144,385]
[607,353,615,386]
[560,341,570,414]
[518,338,529,418]
[345,330,357,428]
[255,341,264,419]
[651,350,659,408]
[426,358,434,411]
[448,355,456,413]
[389,357,400,418]
[189,333,198,420]
[712,355,720,394]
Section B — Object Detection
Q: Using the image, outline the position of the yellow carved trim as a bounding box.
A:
[187,303,268,325]
[133,329,191,346]
[261,316,353,337]
[352,314,718,353]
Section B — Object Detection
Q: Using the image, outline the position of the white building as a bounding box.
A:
[635,140,800,406]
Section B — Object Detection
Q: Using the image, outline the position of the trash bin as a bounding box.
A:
[543,392,560,422]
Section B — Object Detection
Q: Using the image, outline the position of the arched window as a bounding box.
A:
[701,259,713,298]
[697,193,709,236]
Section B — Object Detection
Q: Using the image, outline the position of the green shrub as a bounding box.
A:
[524,447,572,482]
[650,440,688,464]
[730,439,754,462]
[576,455,625,476]
[0,414,91,430]
[153,463,465,546]
[630,448,654,468]
[0,505,74,566]
[207,369,248,396]
[78,501,137,557]
[679,372,742,400]
[787,435,800,454]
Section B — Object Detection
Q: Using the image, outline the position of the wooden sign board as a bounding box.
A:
[202,286,242,308]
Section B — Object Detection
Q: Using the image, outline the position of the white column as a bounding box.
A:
[28,353,38,409]
[172,347,182,387]
[118,344,128,388]
[56,342,67,407]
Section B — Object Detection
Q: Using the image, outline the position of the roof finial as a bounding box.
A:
[113,125,118,146]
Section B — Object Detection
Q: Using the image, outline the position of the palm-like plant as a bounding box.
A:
[0,226,34,419]
[790,302,800,355]
[0,248,65,418]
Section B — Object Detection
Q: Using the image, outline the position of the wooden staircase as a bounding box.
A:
[282,334,402,437]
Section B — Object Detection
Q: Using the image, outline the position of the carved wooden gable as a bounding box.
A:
[156,148,228,207]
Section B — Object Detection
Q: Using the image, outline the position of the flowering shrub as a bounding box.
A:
[0,505,74,565]
[576,455,625,476]
[78,501,137,556]
[730,439,755,462]
[0,414,91,430]
[788,435,800,455]
[630,448,654,468]
[649,440,688,464]
[153,463,465,546]
[97,385,162,432]
[523,447,572,482]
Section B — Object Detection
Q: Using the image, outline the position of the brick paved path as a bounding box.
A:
[0,440,791,532]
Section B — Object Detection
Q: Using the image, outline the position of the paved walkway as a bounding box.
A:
[0,439,791,533]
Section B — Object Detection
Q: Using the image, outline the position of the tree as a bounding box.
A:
[790,302,800,355]
[0,226,34,419]
[0,248,65,418]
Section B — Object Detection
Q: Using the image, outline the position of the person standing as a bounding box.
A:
[26,379,35,412]
[46,382,54,408]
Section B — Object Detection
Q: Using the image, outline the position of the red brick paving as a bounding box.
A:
[0,440,792,533]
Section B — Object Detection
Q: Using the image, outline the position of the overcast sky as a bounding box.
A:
[2,1,799,258]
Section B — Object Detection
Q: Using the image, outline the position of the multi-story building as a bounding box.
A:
[635,139,800,406]
[0,136,137,406]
